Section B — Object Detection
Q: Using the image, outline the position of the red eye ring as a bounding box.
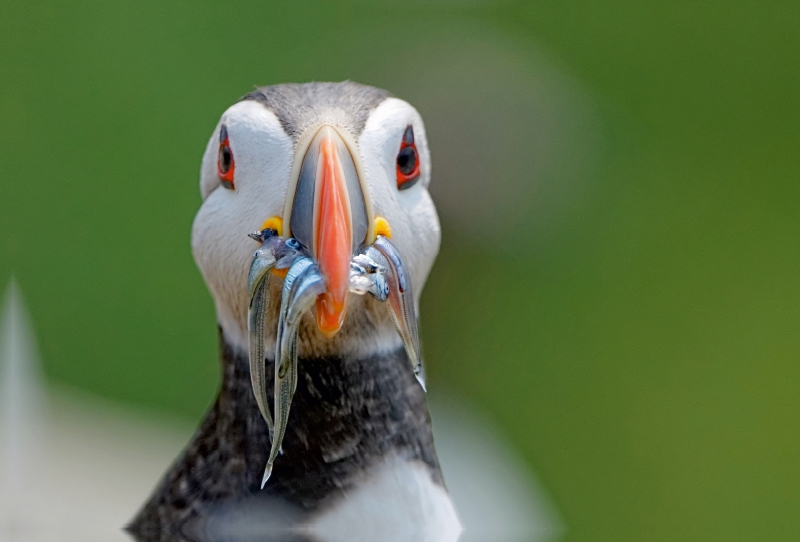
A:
[218,124,235,190]
[396,125,420,190]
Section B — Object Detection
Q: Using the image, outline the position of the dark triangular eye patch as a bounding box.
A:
[396,125,420,190]
[218,124,235,189]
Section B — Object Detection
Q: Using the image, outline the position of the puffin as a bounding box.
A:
[128,82,461,542]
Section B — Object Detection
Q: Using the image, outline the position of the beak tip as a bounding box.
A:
[316,295,346,337]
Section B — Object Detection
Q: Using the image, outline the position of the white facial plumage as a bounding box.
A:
[192,95,441,357]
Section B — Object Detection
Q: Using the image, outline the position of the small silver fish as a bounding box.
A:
[247,229,285,434]
[349,253,389,301]
[371,236,426,390]
[262,255,325,488]
[248,234,309,436]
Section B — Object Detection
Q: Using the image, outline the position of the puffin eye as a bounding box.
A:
[396,125,420,191]
[218,124,235,190]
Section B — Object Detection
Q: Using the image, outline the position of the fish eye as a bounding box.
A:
[396,125,420,191]
[218,124,235,190]
[286,238,301,250]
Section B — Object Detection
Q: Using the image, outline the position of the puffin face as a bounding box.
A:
[192,84,440,357]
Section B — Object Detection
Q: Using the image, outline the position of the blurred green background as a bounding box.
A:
[2,0,799,540]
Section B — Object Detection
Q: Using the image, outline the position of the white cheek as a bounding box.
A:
[192,190,255,350]
[193,101,294,350]
[408,190,441,294]
[200,127,221,199]
[361,99,441,301]
[390,190,441,302]
[395,182,426,212]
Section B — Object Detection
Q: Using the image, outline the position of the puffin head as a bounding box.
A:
[192,82,440,359]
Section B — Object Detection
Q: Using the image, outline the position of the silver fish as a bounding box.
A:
[349,254,388,301]
[261,256,325,488]
[371,236,426,390]
[282,263,324,394]
[247,230,285,434]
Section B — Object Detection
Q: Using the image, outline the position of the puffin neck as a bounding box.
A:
[217,328,443,502]
[130,327,442,534]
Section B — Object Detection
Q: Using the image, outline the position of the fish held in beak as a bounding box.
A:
[247,228,427,486]
[360,236,426,390]
[262,253,325,487]
[247,231,306,435]
[245,126,428,486]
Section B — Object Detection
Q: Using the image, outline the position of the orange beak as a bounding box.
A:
[282,125,370,338]
[314,132,351,336]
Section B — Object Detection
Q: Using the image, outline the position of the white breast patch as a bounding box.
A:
[303,455,462,542]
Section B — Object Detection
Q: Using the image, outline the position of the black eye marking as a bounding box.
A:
[396,125,420,190]
[397,146,417,176]
[217,124,235,189]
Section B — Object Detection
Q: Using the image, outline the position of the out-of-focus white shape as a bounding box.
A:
[0,279,193,542]
[0,278,562,541]
[0,279,45,497]
[432,395,564,542]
